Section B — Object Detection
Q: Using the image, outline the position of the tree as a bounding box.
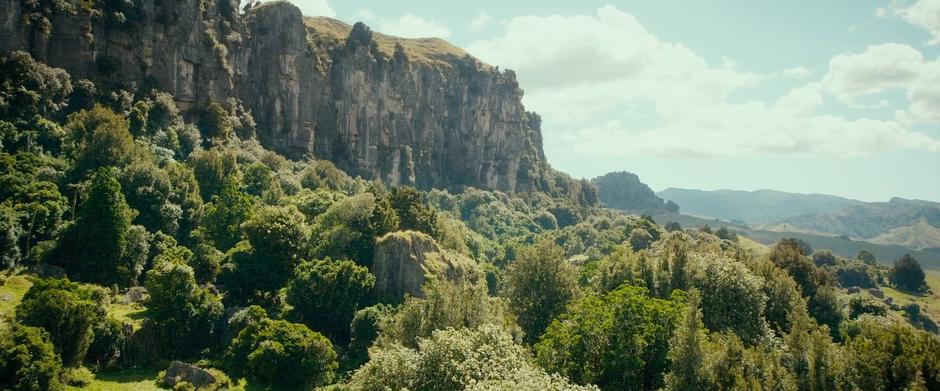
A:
[225,307,337,388]
[346,305,392,369]
[0,325,63,391]
[15,278,108,368]
[856,250,877,266]
[0,51,72,122]
[196,102,233,141]
[65,105,135,175]
[889,254,928,292]
[503,240,578,344]
[692,253,768,345]
[224,205,309,301]
[389,186,437,235]
[286,258,375,339]
[535,285,683,390]
[145,251,224,357]
[383,279,519,349]
[664,290,706,391]
[349,325,594,391]
[201,176,253,251]
[310,193,398,266]
[57,167,141,286]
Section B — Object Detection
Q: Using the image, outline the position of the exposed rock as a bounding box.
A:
[847,286,861,294]
[0,1,565,195]
[124,287,148,304]
[868,288,885,299]
[161,361,217,389]
[371,231,478,299]
[27,263,66,278]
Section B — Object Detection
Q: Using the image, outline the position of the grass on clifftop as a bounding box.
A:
[303,16,484,68]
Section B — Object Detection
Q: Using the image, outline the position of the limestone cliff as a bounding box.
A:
[0,0,557,193]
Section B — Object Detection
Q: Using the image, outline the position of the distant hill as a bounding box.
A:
[764,198,940,250]
[593,172,678,213]
[656,188,864,224]
[648,211,940,270]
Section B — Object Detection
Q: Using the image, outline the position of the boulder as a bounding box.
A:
[161,361,217,389]
[124,287,148,304]
[847,286,861,294]
[371,231,478,299]
[868,288,885,299]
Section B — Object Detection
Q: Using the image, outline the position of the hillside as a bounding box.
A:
[657,188,864,224]
[764,198,940,250]
[593,171,678,213]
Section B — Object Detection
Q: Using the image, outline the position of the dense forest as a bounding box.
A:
[1,2,940,391]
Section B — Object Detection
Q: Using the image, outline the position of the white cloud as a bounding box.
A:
[780,66,812,79]
[288,0,335,18]
[470,12,492,31]
[822,43,940,122]
[465,5,940,158]
[356,9,376,22]
[377,14,452,39]
[893,0,940,45]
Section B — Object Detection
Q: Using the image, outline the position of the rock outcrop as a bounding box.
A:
[161,361,218,389]
[0,0,554,193]
[371,231,477,299]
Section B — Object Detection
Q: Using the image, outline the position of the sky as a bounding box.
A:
[278,0,940,202]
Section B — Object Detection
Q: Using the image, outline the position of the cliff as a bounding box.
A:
[0,0,554,193]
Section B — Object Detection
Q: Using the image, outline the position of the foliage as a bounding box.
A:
[144,254,224,357]
[349,324,594,391]
[890,254,928,292]
[286,258,375,338]
[15,278,108,367]
[503,240,578,344]
[389,186,438,235]
[0,51,72,123]
[842,316,940,391]
[65,105,136,174]
[382,278,520,349]
[225,306,337,388]
[0,325,63,391]
[201,176,253,251]
[346,304,392,369]
[310,192,398,266]
[535,285,683,390]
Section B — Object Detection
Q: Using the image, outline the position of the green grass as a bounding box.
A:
[65,368,162,391]
[108,302,147,331]
[869,270,940,322]
[0,274,32,320]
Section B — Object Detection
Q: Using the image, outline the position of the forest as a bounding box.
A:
[1,0,940,390]
[0,48,938,391]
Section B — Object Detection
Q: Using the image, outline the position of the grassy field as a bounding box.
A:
[864,270,940,323]
[0,273,32,320]
[65,368,162,391]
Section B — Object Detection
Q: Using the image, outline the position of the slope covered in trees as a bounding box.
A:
[0,4,938,391]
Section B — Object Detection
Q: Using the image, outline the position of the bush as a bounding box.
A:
[286,258,375,339]
[225,307,337,388]
[889,254,928,292]
[536,285,683,391]
[0,325,63,391]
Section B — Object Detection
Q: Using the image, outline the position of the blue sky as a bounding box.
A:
[283,0,940,202]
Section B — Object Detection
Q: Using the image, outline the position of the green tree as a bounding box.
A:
[201,176,253,251]
[224,205,309,302]
[389,186,437,235]
[0,325,63,391]
[145,251,224,357]
[286,258,375,339]
[15,278,108,367]
[664,290,706,391]
[225,307,337,389]
[889,254,928,292]
[197,102,233,141]
[57,167,140,285]
[346,305,392,369]
[855,250,877,266]
[310,192,398,266]
[349,325,594,391]
[65,105,135,175]
[535,285,683,390]
[692,253,768,345]
[503,240,578,344]
[0,51,72,122]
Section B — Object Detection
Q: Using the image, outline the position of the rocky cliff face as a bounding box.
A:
[371,231,478,300]
[0,0,553,193]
